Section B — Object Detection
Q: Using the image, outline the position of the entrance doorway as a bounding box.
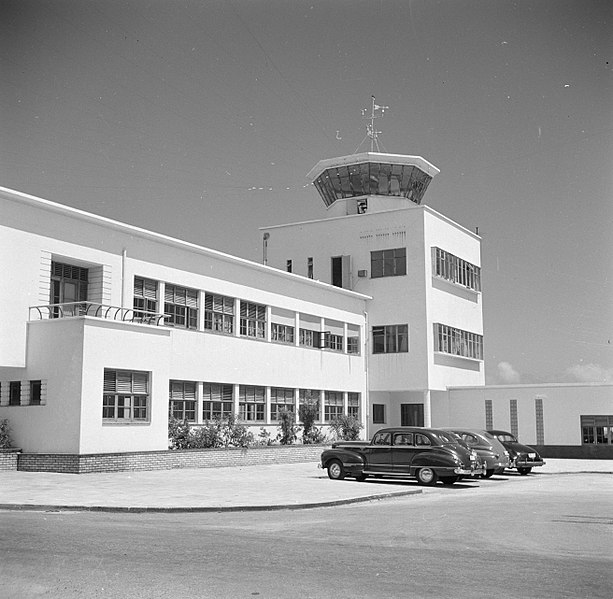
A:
[401,403,424,426]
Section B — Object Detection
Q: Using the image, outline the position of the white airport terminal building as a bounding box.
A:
[1,144,611,470]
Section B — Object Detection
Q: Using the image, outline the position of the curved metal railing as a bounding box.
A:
[29,302,166,326]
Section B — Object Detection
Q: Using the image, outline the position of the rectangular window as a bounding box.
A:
[372,403,386,424]
[347,393,360,419]
[204,293,234,335]
[9,381,21,406]
[371,248,406,278]
[272,323,295,344]
[485,400,493,430]
[30,380,42,406]
[510,399,518,438]
[239,385,265,421]
[299,328,321,348]
[103,369,149,423]
[328,334,343,352]
[535,397,544,445]
[581,415,613,445]
[372,324,408,354]
[299,389,320,422]
[133,277,158,321]
[51,261,89,317]
[324,391,344,422]
[271,387,295,420]
[202,383,234,420]
[240,301,266,339]
[307,257,313,279]
[433,247,481,292]
[164,284,198,329]
[169,380,197,422]
[286,259,292,273]
[434,323,483,360]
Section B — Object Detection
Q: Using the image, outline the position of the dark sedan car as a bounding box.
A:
[487,430,545,475]
[444,429,510,478]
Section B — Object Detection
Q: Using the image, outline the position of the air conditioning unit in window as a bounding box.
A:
[357,270,368,277]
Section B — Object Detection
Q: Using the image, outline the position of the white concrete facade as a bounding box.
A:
[0,187,369,454]
[261,203,484,434]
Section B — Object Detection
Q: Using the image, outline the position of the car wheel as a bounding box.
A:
[327,459,346,480]
[481,469,495,479]
[440,476,459,485]
[517,467,532,475]
[416,467,438,486]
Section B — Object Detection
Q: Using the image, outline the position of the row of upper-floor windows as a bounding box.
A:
[133,277,361,353]
[284,246,480,292]
[372,323,483,360]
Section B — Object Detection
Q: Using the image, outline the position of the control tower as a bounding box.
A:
[306,97,440,217]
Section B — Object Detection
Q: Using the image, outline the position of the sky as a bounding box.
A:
[1,0,612,385]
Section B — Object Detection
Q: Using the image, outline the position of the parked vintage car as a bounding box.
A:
[320,427,485,486]
[444,429,510,478]
[487,430,545,475]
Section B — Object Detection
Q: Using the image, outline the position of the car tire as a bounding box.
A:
[416,467,438,486]
[440,476,459,485]
[481,469,495,479]
[327,459,346,480]
[518,467,532,475]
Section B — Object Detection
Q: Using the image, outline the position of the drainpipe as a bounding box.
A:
[121,248,127,308]
[363,310,370,440]
[262,233,269,265]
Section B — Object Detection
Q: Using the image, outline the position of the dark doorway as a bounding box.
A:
[401,403,424,426]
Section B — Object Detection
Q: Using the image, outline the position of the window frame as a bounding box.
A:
[239,385,266,421]
[371,248,407,278]
[102,369,150,424]
[164,284,199,330]
[434,323,483,360]
[202,382,234,421]
[372,324,409,354]
[271,322,295,345]
[204,293,235,335]
[270,387,295,420]
[169,380,197,422]
[372,403,386,424]
[240,301,266,339]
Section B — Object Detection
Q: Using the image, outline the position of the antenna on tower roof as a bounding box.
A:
[354,96,389,153]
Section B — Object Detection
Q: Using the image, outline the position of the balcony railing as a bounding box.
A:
[29,302,165,326]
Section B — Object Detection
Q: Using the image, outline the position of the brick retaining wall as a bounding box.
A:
[0,449,20,471]
[17,444,332,474]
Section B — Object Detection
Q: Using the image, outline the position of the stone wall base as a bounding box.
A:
[17,444,330,474]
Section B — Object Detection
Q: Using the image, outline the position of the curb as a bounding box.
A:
[0,488,423,514]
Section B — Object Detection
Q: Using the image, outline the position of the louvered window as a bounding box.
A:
[324,391,344,422]
[433,323,483,360]
[102,369,149,422]
[133,277,158,319]
[348,392,360,419]
[169,380,197,421]
[240,301,266,339]
[202,383,234,420]
[50,261,89,317]
[204,293,234,334]
[271,387,295,420]
[239,385,265,421]
[164,284,198,329]
[272,323,294,344]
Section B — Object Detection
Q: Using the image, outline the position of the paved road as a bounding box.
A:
[1,472,611,599]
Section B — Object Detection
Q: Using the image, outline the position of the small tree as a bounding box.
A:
[168,417,192,449]
[329,414,363,441]
[299,399,325,444]
[277,408,298,445]
[0,419,13,449]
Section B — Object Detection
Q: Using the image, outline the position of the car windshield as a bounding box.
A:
[497,433,517,442]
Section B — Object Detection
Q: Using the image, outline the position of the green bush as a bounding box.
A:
[329,414,363,441]
[0,419,13,449]
[277,409,298,445]
[298,399,320,444]
[168,415,254,449]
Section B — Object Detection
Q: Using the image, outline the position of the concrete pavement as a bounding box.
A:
[0,458,610,513]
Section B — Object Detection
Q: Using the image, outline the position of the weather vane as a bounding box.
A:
[355,96,389,153]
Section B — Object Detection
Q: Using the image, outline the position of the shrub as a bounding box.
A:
[277,409,298,445]
[168,417,191,449]
[329,414,363,441]
[257,427,274,446]
[299,399,320,444]
[0,419,13,449]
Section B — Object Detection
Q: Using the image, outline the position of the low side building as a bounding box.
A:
[0,187,369,466]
